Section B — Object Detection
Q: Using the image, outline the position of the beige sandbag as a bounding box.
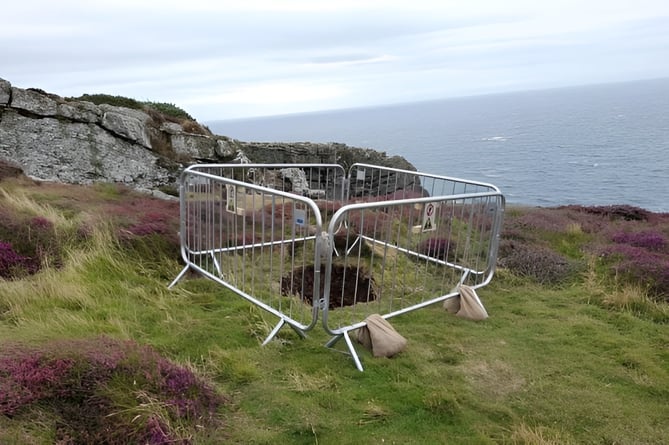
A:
[443,285,489,321]
[357,314,407,357]
[443,294,460,314]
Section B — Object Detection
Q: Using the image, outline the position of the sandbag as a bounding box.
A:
[443,285,489,321]
[443,294,460,314]
[357,314,407,357]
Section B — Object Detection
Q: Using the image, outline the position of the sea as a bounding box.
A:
[207,78,669,212]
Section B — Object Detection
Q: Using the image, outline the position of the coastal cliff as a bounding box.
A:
[0,78,415,194]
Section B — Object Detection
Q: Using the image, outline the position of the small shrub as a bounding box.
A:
[117,203,180,259]
[597,244,669,302]
[127,220,171,237]
[0,337,225,444]
[71,93,143,110]
[498,240,580,285]
[0,210,63,275]
[567,204,650,221]
[180,119,209,135]
[143,101,194,121]
[611,230,667,252]
[0,241,36,279]
[516,209,573,233]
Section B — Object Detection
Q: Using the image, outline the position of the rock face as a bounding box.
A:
[0,78,416,194]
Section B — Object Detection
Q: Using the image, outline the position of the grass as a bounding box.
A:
[1,177,668,444]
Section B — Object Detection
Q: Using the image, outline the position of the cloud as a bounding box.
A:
[205,82,347,105]
[2,0,669,120]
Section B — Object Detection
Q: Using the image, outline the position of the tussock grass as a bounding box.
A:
[0,187,79,232]
[506,422,574,445]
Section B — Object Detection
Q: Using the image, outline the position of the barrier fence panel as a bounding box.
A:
[168,162,504,371]
[322,164,504,370]
[168,164,346,343]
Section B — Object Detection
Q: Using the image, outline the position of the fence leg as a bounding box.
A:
[168,265,190,289]
[262,319,286,346]
[325,332,364,372]
[343,331,364,372]
[324,334,342,349]
[262,318,307,346]
[210,252,222,276]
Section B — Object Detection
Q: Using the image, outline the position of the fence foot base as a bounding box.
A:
[168,265,190,289]
[326,332,364,372]
[262,318,307,346]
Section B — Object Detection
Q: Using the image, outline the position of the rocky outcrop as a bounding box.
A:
[0,78,415,195]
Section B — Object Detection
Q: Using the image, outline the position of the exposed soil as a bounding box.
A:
[281,264,376,309]
[0,160,24,181]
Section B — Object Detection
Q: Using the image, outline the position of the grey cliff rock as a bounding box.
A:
[0,78,416,195]
[0,79,11,106]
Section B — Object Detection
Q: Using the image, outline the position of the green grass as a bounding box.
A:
[1,180,668,444]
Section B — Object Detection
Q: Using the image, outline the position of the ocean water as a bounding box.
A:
[208,78,669,212]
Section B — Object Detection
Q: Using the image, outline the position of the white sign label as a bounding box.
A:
[422,202,437,232]
[294,209,306,226]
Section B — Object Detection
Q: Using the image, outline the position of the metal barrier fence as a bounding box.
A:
[169,163,504,370]
[322,164,505,370]
[168,164,346,342]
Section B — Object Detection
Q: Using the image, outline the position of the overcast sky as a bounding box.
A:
[2,0,669,121]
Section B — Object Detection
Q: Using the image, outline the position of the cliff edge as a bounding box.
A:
[0,78,415,194]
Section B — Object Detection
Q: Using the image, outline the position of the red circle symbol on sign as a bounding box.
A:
[426,204,434,216]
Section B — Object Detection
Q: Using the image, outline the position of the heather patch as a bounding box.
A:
[1,182,181,278]
[108,196,179,239]
[0,207,61,277]
[498,240,581,285]
[589,226,669,302]
[610,230,667,252]
[564,204,652,221]
[0,337,225,444]
[502,205,669,297]
[0,241,37,279]
[597,244,669,302]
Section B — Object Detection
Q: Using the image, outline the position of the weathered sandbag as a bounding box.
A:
[357,314,407,357]
[443,294,460,314]
[443,285,489,321]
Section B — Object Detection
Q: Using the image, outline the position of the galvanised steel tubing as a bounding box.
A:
[188,163,346,204]
[348,163,502,196]
[172,168,327,279]
[357,234,485,275]
[169,163,504,371]
[184,236,319,257]
[172,162,345,271]
[169,168,326,336]
[187,162,347,240]
[321,192,504,371]
[321,191,503,324]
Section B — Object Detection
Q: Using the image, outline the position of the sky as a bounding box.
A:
[2,0,669,121]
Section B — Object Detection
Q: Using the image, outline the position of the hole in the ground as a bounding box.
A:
[281,264,377,309]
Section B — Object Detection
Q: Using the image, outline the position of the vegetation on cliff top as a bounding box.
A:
[0,162,667,444]
[67,93,194,121]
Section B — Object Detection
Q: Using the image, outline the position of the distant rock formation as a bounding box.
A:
[0,78,415,195]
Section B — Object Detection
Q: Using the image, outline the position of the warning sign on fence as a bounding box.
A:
[422,202,437,232]
[294,208,306,226]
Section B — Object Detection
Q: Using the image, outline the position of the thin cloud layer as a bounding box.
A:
[2,0,668,120]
